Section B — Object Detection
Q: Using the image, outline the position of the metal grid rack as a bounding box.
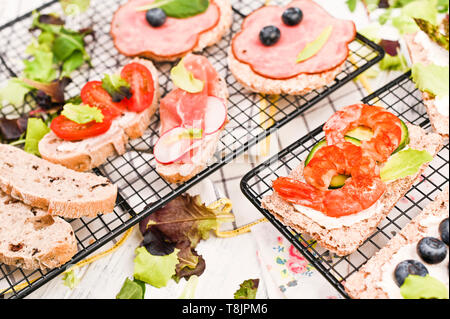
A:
[0,0,383,298]
[240,71,450,298]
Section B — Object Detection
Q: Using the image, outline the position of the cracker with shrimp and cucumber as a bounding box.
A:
[261,104,446,256]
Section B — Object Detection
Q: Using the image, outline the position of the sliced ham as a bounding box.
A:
[231,0,356,80]
[111,0,220,58]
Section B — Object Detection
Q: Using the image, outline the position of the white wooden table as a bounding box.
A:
[0,0,402,299]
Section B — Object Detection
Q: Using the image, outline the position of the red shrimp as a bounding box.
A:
[323,104,402,162]
[273,142,385,217]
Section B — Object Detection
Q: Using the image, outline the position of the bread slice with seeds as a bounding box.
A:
[343,187,449,299]
[0,191,77,270]
[261,124,445,256]
[0,143,117,219]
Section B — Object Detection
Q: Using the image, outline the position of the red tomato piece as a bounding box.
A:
[50,114,113,141]
[81,81,127,118]
[120,62,155,113]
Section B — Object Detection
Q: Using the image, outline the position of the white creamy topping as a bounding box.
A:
[376,214,449,299]
[434,95,449,117]
[414,31,449,67]
[293,200,384,230]
[56,111,138,153]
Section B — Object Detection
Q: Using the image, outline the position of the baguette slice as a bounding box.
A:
[155,76,229,184]
[261,124,445,256]
[38,58,160,172]
[404,33,449,137]
[0,191,78,270]
[0,143,117,219]
[344,187,449,299]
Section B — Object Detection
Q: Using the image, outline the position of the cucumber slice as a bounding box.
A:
[329,174,349,189]
[346,126,373,141]
[345,121,410,155]
[393,120,410,154]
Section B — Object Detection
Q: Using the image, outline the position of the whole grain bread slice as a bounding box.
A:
[343,187,449,299]
[0,143,117,218]
[404,33,449,137]
[155,74,229,184]
[0,191,78,270]
[261,124,445,256]
[38,58,160,172]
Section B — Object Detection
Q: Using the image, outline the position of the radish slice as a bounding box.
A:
[154,126,200,165]
[204,96,227,135]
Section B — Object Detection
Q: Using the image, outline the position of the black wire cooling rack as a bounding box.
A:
[0,0,383,298]
[240,71,450,298]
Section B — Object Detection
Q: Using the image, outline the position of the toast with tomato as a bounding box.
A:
[39,58,159,172]
[153,54,228,184]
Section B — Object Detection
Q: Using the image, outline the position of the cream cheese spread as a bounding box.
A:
[293,199,385,230]
[414,31,449,67]
[376,214,449,299]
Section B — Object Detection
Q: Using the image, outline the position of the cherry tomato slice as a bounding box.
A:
[120,62,155,113]
[50,114,113,141]
[81,81,127,118]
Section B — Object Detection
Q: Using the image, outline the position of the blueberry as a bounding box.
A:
[146,8,167,28]
[282,7,303,26]
[439,218,449,245]
[394,260,428,287]
[259,26,281,46]
[417,237,448,264]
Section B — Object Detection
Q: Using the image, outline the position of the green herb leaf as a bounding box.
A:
[411,63,449,98]
[137,0,210,18]
[62,50,85,77]
[60,0,91,15]
[234,279,259,299]
[400,275,449,299]
[116,277,146,299]
[61,103,104,124]
[52,30,86,62]
[346,0,357,12]
[0,78,34,108]
[133,246,180,288]
[392,0,439,34]
[380,149,434,182]
[101,74,132,102]
[364,0,381,11]
[24,118,50,156]
[170,58,204,93]
[296,25,333,63]
[61,269,80,289]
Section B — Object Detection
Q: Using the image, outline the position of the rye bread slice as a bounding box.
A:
[343,187,449,299]
[38,58,160,172]
[228,48,344,95]
[111,0,232,62]
[261,124,445,256]
[0,191,78,270]
[404,33,449,137]
[0,143,117,219]
[155,74,229,184]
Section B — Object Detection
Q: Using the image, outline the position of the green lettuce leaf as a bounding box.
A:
[116,277,146,299]
[379,53,408,71]
[392,0,439,34]
[380,149,434,182]
[23,50,57,83]
[0,78,34,108]
[296,25,333,63]
[170,58,204,93]
[400,275,449,299]
[234,279,259,299]
[60,0,91,15]
[133,246,180,288]
[24,118,51,156]
[346,0,357,12]
[61,103,104,124]
[61,269,80,289]
[411,63,449,98]
[137,0,210,18]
